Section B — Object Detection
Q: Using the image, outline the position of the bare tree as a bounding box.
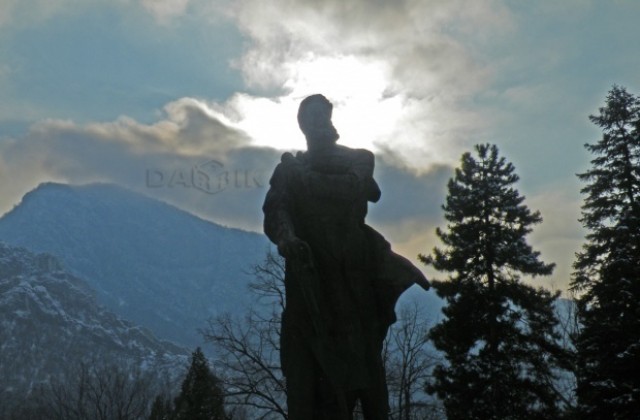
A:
[203,251,288,419]
[205,251,446,419]
[553,294,580,414]
[384,300,443,420]
[17,358,170,420]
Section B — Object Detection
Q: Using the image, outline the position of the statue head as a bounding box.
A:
[297,94,340,149]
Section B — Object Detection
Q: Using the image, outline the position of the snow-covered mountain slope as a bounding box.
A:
[0,242,188,403]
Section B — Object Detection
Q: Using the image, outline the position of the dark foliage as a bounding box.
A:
[148,394,174,420]
[173,348,227,420]
[571,85,640,418]
[421,144,569,419]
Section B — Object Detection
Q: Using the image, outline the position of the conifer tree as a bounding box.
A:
[421,144,568,419]
[571,85,640,418]
[173,347,227,420]
[149,394,173,420]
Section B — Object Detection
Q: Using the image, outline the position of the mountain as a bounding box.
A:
[0,242,188,410]
[0,183,269,348]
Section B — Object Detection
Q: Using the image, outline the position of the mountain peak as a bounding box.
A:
[0,182,269,347]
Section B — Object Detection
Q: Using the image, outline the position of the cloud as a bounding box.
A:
[213,0,638,186]
[0,0,559,277]
[0,98,253,216]
[369,160,450,226]
[0,99,461,288]
[5,0,592,177]
[5,0,628,292]
[0,0,245,128]
[0,0,13,26]
[0,0,194,28]
[140,0,191,24]
[0,96,451,243]
[25,98,250,157]
[218,0,514,170]
[230,0,510,93]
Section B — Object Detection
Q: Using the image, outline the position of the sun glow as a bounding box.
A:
[228,55,409,154]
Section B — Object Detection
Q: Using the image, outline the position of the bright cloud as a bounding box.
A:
[219,0,513,169]
[1,0,512,169]
[3,0,640,292]
[0,96,448,239]
[0,98,268,228]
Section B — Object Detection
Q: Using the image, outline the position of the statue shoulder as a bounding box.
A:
[355,148,375,163]
[352,148,376,170]
[335,145,375,164]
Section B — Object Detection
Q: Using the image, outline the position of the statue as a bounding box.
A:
[263,94,429,420]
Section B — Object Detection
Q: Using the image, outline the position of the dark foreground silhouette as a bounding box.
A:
[263,94,429,419]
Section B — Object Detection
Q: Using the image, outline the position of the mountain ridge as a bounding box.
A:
[0,242,188,410]
[0,182,270,348]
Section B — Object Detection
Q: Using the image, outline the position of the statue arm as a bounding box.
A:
[263,159,312,261]
[263,163,296,245]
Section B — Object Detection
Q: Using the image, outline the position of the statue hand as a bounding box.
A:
[277,237,312,263]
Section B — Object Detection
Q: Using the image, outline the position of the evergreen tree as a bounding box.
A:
[571,85,640,418]
[421,144,568,419]
[173,347,227,420]
[149,394,173,420]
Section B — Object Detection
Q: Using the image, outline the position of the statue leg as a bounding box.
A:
[284,328,318,420]
[357,356,390,420]
[285,329,351,420]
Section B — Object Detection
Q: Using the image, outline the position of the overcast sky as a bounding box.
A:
[1,0,639,292]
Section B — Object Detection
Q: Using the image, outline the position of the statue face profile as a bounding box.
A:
[297,94,340,149]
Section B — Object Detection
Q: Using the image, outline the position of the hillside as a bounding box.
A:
[0,183,269,347]
[0,242,188,411]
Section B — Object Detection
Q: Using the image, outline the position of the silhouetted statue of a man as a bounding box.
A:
[263,94,429,420]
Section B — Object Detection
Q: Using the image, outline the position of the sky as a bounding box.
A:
[1,0,639,293]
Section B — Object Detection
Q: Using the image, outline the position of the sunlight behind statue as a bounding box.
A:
[263,94,429,420]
